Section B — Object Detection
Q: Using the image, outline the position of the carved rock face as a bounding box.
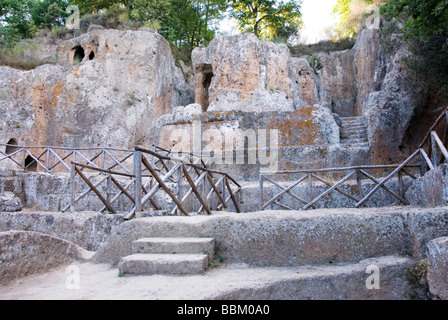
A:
[0,192,22,212]
[0,29,192,149]
[192,33,319,113]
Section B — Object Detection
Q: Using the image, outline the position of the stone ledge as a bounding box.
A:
[92,206,448,267]
[0,211,125,251]
[0,230,94,285]
[427,236,448,300]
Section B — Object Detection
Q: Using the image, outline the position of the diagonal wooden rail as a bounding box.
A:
[260,107,448,211]
[65,146,241,219]
[0,144,135,175]
[259,163,419,211]
[127,146,241,219]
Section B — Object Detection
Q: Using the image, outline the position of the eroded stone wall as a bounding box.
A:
[0,30,193,150]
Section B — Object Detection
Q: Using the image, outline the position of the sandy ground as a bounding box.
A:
[0,262,308,300]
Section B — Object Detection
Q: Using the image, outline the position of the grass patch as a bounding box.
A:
[0,42,58,70]
[289,38,356,58]
[171,45,193,68]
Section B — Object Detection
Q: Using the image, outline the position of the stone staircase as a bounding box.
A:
[340,117,369,148]
[118,237,215,276]
[91,207,448,299]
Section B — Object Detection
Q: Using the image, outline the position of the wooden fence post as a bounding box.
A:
[356,169,364,198]
[307,173,313,202]
[134,149,142,218]
[107,174,112,204]
[419,151,427,177]
[431,132,439,168]
[70,162,76,212]
[177,163,182,215]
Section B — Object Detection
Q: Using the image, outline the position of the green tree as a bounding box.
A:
[69,0,118,15]
[382,0,448,41]
[229,0,303,41]
[69,0,226,49]
[332,0,378,38]
[382,0,448,98]
[0,0,38,44]
[161,0,226,48]
[31,0,70,30]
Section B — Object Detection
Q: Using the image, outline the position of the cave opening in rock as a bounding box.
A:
[5,138,18,155]
[89,51,95,60]
[72,46,85,64]
[24,155,37,172]
[196,63,214,112]
[203,69,213,110]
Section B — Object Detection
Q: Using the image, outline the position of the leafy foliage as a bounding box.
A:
[290,37,355,57]
[31,0,70,30]
[332,0,385,38]
[0,0,38,45]
[229,0,303,42]
[382,0,448,41]
[69,0,227,49]
[0,0,72,46]
[159,0,227,49]
[0,0,306,69]
[382,0,448,99]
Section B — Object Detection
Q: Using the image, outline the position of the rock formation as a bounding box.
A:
[1,26,448,299]
[0,191,22,212]
[151,27,433,178]
[427,236,448,299]
[0,26,443,175]
[0,29,193,149]
[192,33,319,112]
[0,230,93,285]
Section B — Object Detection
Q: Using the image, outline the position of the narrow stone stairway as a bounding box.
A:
[340,117,369,148]
[118,237,215,276]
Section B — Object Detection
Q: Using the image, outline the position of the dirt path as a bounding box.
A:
[0,262,301,300]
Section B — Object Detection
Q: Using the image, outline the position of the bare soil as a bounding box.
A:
[0,262,300,300]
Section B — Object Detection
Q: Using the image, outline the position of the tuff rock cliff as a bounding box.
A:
[0,26,443,172]
[0,29,193,149]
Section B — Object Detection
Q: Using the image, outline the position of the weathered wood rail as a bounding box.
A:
[260,107,448,211]
[259,164,419,210]
[0,144,208,176]
[66,146,242,219]
[0,145,135,174]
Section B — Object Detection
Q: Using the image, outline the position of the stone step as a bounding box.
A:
[341,143,370,148]
[341,120,365,125]
[208,256,420,300]
[341,140,369,147]
[341,137,368,143]
[132,237,215,255]
[341,116,365,120]
[118,253,210,275]
[340,116,365,123]
[342,137,368,143]
[342,136,367,140]
[341,126,367,131]
[341,119,365,124]
[339,116,368,145]
[341,122,365,128]
[341,133,368,139]
[341,124,366,130]
[341,120,366,130]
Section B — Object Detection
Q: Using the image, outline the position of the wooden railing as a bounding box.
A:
[259,164,419,211]
[260,107,448,211]
[0,145,134,174]
[67,146,241,219]
[0,144,209,175]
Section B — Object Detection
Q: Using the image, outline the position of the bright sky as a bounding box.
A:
[219,0,339,44]
[300,0,339,44]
